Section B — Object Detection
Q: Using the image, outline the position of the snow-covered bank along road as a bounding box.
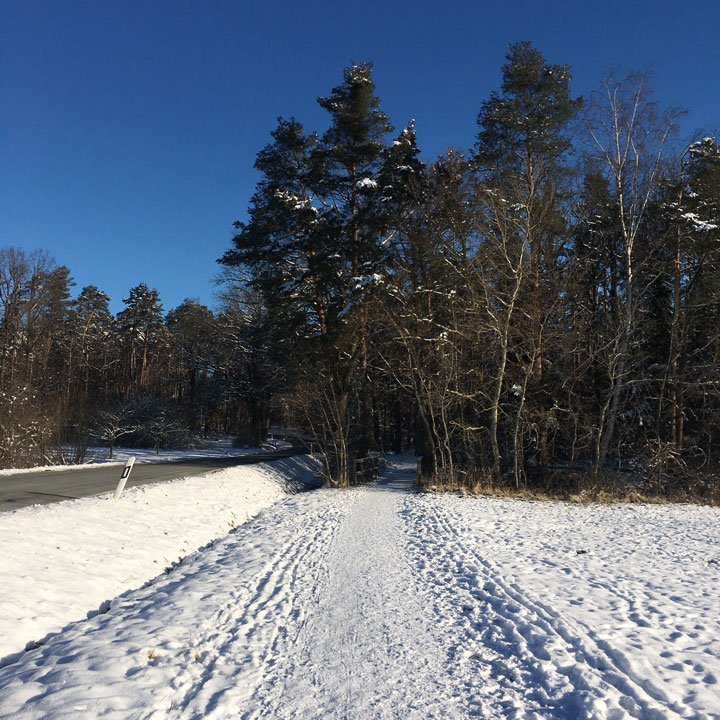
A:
[0,456,319,667]
[1,460,719,719]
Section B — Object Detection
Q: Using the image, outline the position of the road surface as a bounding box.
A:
[0,447,307,513]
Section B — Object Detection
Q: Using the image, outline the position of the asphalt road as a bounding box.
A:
[0,447,308,513]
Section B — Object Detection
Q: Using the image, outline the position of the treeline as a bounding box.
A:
[0,247,277,468]
[221,43,720,497]
[4,43,718,496]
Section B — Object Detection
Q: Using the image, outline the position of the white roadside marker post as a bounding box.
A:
[113,457,136,502]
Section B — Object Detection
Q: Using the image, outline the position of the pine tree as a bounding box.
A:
[70,285,114,401]
[474,42,582,483]
[312,62,394,460]
[117,284,164,396]
[660,137,720,457]
[222,117,325,340]
[221,63,394,483]
[166,299,216,433]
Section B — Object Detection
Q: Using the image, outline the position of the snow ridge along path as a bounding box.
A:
[0,459,719,719]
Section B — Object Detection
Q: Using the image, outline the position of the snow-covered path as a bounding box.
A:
[240,474,455,719]
[1,460,719,719]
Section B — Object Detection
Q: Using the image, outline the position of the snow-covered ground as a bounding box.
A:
[0,458,719,719]
[0,437,292,476]
[0,455,320,667]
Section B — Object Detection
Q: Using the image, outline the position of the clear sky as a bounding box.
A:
[1,0,718,314]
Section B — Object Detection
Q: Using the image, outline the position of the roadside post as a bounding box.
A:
[113,457,136,502]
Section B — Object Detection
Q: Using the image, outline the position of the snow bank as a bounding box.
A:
[0,455,320,666]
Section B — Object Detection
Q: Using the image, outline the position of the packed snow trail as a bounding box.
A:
[0,468,461,719]
[0,459,718,719]
[237,472,457,719]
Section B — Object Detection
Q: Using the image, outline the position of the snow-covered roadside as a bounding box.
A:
[0,455,320,666]
[0,438,292,477]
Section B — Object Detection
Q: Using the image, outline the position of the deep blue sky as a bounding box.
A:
[2,0,718,314]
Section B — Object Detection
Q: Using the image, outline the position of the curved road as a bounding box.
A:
[0,447,308,513]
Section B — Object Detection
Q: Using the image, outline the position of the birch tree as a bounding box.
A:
[584,72,682,473]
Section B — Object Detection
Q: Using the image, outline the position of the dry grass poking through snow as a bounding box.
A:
[420,468,720,506]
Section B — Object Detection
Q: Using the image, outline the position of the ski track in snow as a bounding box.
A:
[0,460,718,719]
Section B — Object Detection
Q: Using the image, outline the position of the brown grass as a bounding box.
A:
[420,469,720,507]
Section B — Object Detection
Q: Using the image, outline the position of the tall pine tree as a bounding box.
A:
[474,41,582,483]
[221,63,394,483]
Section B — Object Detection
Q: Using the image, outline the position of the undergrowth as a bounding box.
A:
[418,467,720,506]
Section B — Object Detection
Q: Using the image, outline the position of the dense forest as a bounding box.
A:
[2,43,718,499]
[0,256,274,467]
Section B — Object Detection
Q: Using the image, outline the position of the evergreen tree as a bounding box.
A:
[70,286,114,397]
[221,63,394,483]
[659,137,720,458]
[474,41,582,483]
[117,284,165,396]
[559,173,620,464]
[222,117,325,340]
[166,299,216,433]
[312,62,394,460]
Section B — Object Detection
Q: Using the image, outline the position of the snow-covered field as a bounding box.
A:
[0,458,719,719]
[0,437,292,476]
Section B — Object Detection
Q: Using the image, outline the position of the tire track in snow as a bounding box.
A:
[0,491,351,720]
